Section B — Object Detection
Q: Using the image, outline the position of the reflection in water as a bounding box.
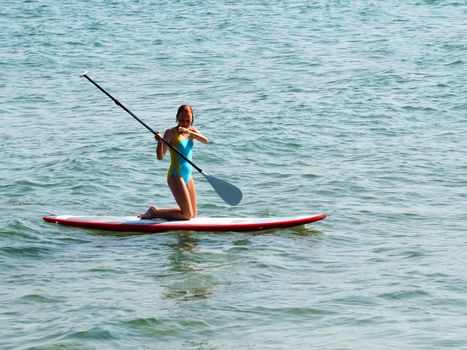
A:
[169,231,198,253]
[289,225,324,236]
[247,225,325,236]
[164,286,212,301]
[163,231,213,301]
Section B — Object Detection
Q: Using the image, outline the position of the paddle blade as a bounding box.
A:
[202,172,243,206]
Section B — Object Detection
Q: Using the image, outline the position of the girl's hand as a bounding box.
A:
[185,126,208,144]
[178,127,190,135]
[155,132,163,142]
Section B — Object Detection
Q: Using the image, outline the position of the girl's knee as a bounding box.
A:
[180,207,194,220]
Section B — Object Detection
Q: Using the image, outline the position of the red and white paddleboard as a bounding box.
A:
[43,214,326,233]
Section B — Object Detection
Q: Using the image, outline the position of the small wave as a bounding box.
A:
[20,294,63,304]
[378,289,431,300]
[68,326,114,340]
[123,317,161,328]
[0,245,52,258]
[445,60,463,66]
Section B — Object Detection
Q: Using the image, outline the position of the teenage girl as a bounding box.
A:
[139,105,208,220]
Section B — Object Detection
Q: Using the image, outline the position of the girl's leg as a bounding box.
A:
[186,177,197,217]
[138,177,197,220]
[141,176,194,220]
[167,176,194,219]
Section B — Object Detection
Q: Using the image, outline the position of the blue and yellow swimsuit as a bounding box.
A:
[168,128,194,184]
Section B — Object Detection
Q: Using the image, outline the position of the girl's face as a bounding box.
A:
[177,110,193,127]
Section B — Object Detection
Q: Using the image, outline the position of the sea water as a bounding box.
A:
[1,1,466,349]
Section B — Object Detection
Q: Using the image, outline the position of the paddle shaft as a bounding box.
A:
[81,74,203,173]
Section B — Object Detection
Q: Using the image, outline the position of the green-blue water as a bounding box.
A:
[1,1,466,348]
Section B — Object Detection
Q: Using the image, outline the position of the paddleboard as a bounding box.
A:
[43,214,326,233]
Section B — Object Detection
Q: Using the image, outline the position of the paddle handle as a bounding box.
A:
[80,72,203,173]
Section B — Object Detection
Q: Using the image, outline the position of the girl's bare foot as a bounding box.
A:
[138,205,159,219]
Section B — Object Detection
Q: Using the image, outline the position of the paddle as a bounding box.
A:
[80,72,243,206]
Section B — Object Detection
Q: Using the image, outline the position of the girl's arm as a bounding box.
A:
[156,129,171,160]
[182,126,208,144]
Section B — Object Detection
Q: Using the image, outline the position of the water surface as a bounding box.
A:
[1,1,466,349]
